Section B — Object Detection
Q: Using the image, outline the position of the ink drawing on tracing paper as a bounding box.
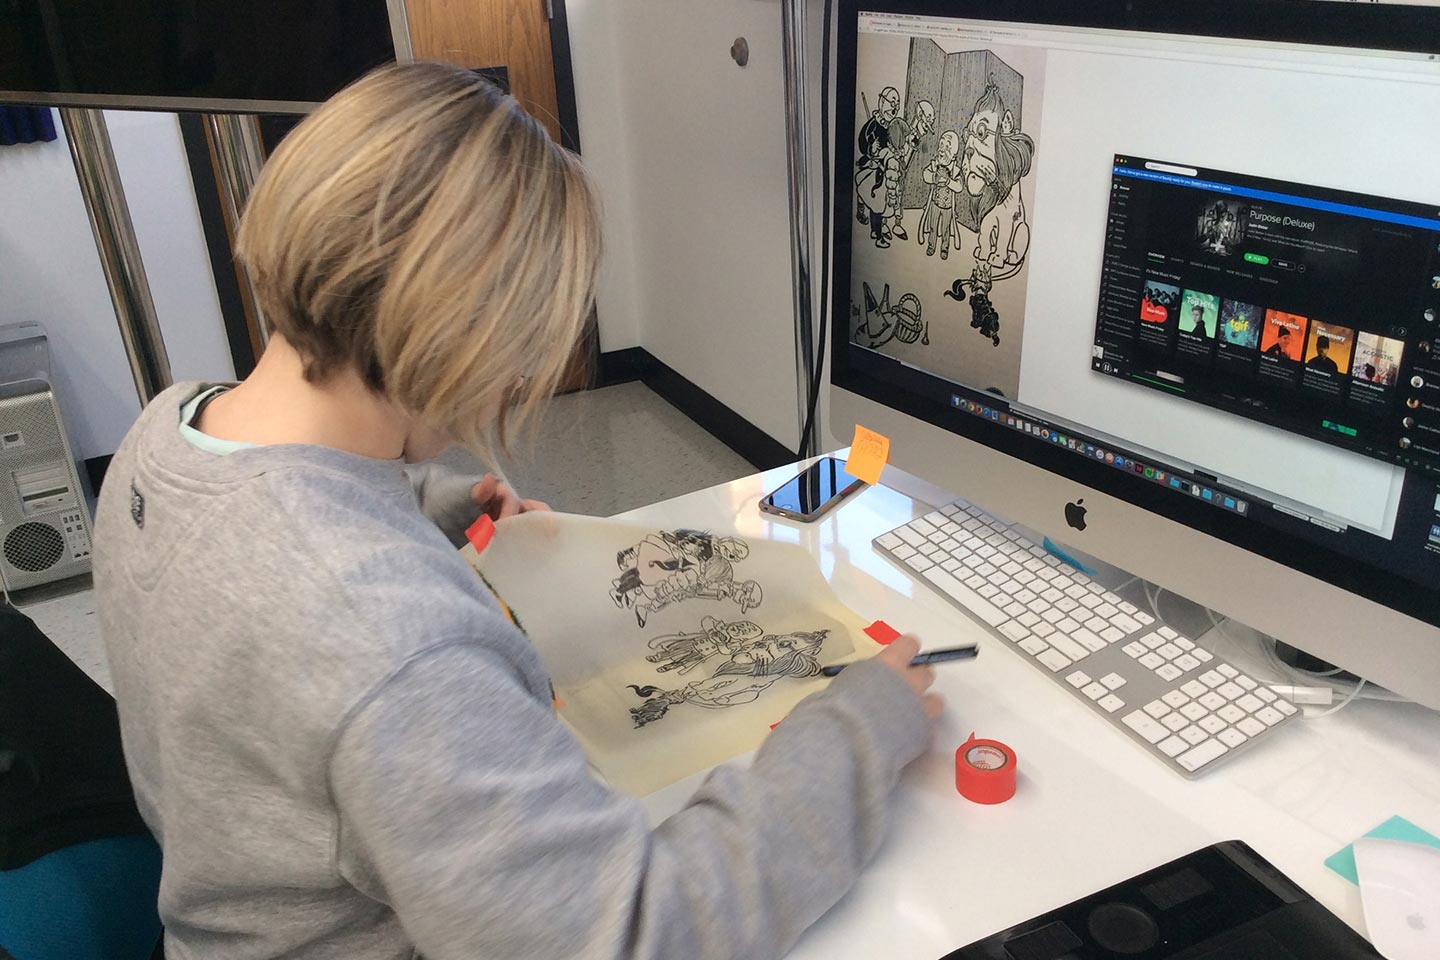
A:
[462,512,874,795]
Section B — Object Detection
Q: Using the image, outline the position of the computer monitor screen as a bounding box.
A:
[831,0,1440,631]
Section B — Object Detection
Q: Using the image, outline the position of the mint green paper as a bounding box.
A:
[1325,815,1440,885]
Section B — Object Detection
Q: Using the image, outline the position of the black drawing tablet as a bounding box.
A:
[943,841,1379,960]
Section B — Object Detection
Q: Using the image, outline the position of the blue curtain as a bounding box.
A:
[0,107,58,146]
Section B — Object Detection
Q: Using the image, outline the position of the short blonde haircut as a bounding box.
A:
[236,61,601,453]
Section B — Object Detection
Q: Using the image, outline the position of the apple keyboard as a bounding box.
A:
[875,498,1298,778]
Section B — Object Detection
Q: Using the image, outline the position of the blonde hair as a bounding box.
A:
[236,61,601,453]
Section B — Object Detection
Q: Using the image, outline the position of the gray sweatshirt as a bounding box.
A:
[94,383,931,960]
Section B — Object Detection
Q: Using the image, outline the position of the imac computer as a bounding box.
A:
[827,0,1440,711]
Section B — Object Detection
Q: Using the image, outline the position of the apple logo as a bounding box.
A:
[1065,498,1089,532]
[1408,913,1426,931]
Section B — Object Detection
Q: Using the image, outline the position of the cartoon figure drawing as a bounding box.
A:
[645,616,764,675]
[918,130,963,259]
[856,282,927,349]
[610,530,764,627]
[957,78,1034,269]
[943,77,1036,349]
[855,87,935,249]
[627,628,830,728]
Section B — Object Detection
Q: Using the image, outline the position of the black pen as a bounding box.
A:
[821,644,979,677]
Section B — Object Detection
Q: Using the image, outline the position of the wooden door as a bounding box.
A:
[407,0,593,390]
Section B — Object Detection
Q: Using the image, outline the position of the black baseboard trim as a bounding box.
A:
[598,348,797,471]
[596,347,650,387]
[84,455,113,496]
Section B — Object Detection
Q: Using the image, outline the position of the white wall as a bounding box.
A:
[0,111,233,462]
[569,0,806,453]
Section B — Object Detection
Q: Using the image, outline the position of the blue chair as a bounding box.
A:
[0,603,163,959]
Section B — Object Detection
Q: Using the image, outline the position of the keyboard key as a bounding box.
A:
[1177,739,1229,772]
[1255,707,1285,726]
[1275,699,1298,716]
[1144,700,1170,719]
[1217,705,1245,723]
[962,554,984,570]
[1098,694,1125,714]
[877,533,902,550]
[964,575,987,590]
[1086,616,1110,635]
[897,526,926,547]
[1075,629,1107,653]
[1123,642,1146,658]
[1017,611,1041,628]
[1216,682,1244,700]
[1237,717,1266,737]
[1159,626,1178,640]
[1232,693,1267,716]
[1079,593,1102,609]
[1019,637,1048,656]
[1065,671,1091,689]
[1122,710,1169,744]
[1139,652,1164,670]
[921,568,1008,626]
[1191,648,1214,663]
[1141,632,1166,649]
[1041,587,1064,603]
[1162,690,1190,708]
[1000,560,1023,576]
[1052,574,1075,590]
[1256,687,1278,703]
[1218,664,1239,679]
[1041,608,1065,624]
[1094,603,1119,619]
[1047,634,1091,662]
[1199,715,1227,734]
[1135,611,1154,625]
[1199,692,1226,710]
[1002,601,1027,618]
[1100,673,1126,690]
[913,518,938,535]
[1173,654,1201,673]
[1055,618,1081,635]
[1236,675,1258,691]
[1014,589,1038,605]
[1179,725,1209,745]
[976,584,1000,599]
[1101,626,1126,644]
[1218,728,1248,748]
[1014,571,1037,586]
[1087,582,1106,595]
[1159,735,1188,758]
[1033,622,1056,638]
[1055,598,1079,614]
[1082,682,1108,700]
[1156,664,1183,682]
[998,622,1030,642]
[1200,671,1226,688]
[1180,702,1208,721]
[975,563,997,577]
[940,558,964,573]
[1112,614,1141,634]
[1181,680,1208,698]
[1155,643,1182,660]
[919,543,942,558]
[941,503,963,516]
[1037,649,1072,672]
[1174,637,1195,651]
[1065,584,1090,600]
[926,531,948,544]
[905,555,936,572]
[1162,713,1189,732]
[940,538,961,552]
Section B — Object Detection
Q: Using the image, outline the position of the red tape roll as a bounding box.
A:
[955,732,1017,804]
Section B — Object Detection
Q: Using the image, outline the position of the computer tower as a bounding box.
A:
[0,324,94,592]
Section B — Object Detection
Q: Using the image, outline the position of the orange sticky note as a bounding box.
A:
[863,620,902,645]
[845,425,890,486]
[465,514,496,553]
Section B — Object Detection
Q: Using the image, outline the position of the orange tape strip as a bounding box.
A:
[864,620,902,645]
[465,514,496,553]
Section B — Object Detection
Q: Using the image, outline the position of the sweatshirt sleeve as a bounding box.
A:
[329,642,930,960]
[402,461,482,546]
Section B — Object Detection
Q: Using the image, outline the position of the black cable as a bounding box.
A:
[799,0,833,459]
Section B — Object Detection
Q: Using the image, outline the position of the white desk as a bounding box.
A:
[617,458,1440,960]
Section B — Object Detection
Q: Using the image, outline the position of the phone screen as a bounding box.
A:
[762,457,865,516]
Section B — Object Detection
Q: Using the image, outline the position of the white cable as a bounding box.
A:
[1306,679,1368,718]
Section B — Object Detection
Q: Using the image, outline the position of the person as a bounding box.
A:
[919,130,962,258]
[92,63,941,960]
[1307,334,1339,373]
[1186,304,1206,336]
[1265,325,1295,358]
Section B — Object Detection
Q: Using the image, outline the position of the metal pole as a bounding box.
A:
[782,0,819,458]
[204,113,271,347]
[59,108,173,405]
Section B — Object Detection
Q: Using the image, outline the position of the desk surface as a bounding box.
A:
[616,458,1440,960]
